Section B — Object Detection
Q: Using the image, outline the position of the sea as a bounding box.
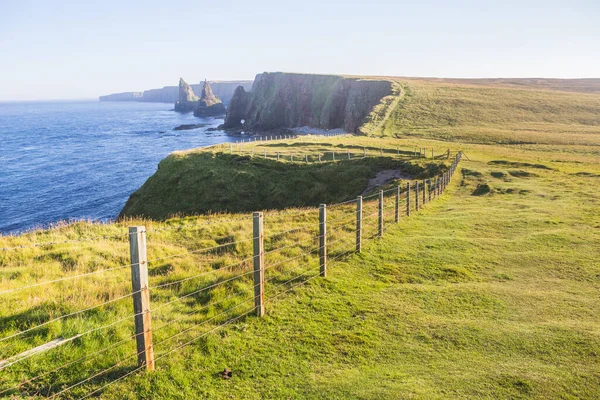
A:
[0,100,240,235]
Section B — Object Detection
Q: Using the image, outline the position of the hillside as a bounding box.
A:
[119,136,445,219]
[2,77,600,399]
[379,78,600,146]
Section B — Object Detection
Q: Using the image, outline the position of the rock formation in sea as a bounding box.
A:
[193,80,226,117]
[99,81,253,104]
[174,78,199,112]
[221,72,394,133]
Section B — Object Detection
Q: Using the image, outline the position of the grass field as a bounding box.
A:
[1,78,600,399]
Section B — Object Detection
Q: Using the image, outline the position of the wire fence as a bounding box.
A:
[0,152,462,398]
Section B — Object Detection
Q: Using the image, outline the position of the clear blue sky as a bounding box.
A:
[1,0,598,100]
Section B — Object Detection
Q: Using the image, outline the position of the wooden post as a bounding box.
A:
[253,212,265,317]
[277,152,280,161]
[378,190,384,237]
[129,226,154,371]
[415,181,420,211]
[347,150,350,160]
[432,148,434,158]
[264,149,267,157]
[319,204,327,277]
[305,154,308,163]
[380,148,383,156]
[428,179,432,202]
[395,185,400,223]
[422,180,427,204]
[291,154,294,162]
[406,182,411,216]
[333,152,335,161]
[318,153,322,162]
[356,196,363,252]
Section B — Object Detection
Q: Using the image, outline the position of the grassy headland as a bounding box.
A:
[1,78,600,398]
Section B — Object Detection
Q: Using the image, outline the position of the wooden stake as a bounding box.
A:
[378,190,384,237]
[395,185,400,223]
[129,226,154,371]
[356,196,363,252]
[253,212,265,317]
[319,204,327,277]
[415,181,420,211]
[406,182,411,216]
[422,180,426,205]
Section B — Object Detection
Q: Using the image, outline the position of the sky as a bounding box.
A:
[0,0,599,100]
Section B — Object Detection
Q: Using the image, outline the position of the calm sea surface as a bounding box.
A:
[0,100,238,234]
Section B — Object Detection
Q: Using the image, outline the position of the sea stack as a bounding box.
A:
[193,80,226,117]
[174,78,199,112]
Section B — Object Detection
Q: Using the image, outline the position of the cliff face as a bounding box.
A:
[222,72,394,133]
[99,81,253,104]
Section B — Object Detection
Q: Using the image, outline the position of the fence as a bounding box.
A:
[0,152,462,398]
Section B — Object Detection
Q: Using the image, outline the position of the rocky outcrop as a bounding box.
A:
[221,72,394,133]
[174,78,199,112]
[100,81,253,104]
[193,80,226,117]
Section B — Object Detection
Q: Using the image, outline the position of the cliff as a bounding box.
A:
[221,72,397,133]
[193,80,226,117]
[99,81,253,104]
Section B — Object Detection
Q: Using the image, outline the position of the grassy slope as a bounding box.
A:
[119,137,444,219]
[108,139,599,399]
[2,80,600,398]
[376,79,600,148]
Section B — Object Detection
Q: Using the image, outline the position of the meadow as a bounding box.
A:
[1,78,600,399]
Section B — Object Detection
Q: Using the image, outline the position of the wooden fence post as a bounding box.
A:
[415,181,420,211]
[264,149,267,157]
[318,153,322,162]
[253,212,265,317]
[333,152,336,161]
[356,196,363,252]
[347,150,350,160]
[129,226,154,371]
[319,204,327,277]
[406,182,411,216]
[395,185,400,223]
[277,152,280,161]
[422,180,427,205]
[305,154,309,163]
[428,179,432,202]
[378,190,384,237]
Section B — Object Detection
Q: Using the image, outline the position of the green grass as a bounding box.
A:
[119,136,446,219]
[2,80,600,398]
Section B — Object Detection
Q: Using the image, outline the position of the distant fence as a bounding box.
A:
[0,151,462,398]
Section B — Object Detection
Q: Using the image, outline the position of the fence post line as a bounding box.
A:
[319,204,327,277]
[415,181,420,211]
[253,212,265,317]
[395,185,400,223]
[356,196,363,252]
[406,183,411,216]
[378,190,384,237]
[129,226,155,372]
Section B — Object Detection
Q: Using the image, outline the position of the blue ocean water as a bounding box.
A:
[0,100,237,234]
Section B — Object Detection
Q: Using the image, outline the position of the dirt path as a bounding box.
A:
[361,169,412,194]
